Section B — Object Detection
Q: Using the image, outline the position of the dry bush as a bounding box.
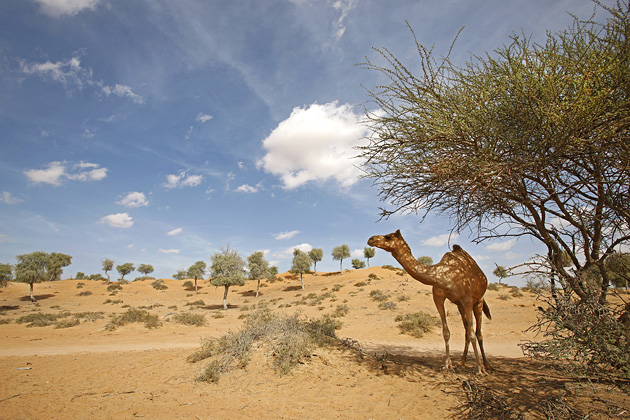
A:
[395,311,440,338]
[354,281,367,287]
[16,312,69,327]
[487,283,500,291]
[182,280,194,289]
[369,289,390,302]
[151,280,168,290]
[171,312,207,327]
[379,301,397,310]
[331,304,349,318]
[190,309,340,383]
[459,379,525,420]
[77,291,92,297]
[104,307,161,331]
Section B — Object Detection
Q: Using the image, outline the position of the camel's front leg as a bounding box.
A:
[456,304,469,367]
[433,292,452,370]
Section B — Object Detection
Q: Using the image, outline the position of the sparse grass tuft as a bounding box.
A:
[395,311,440,338]
[331,284,344,292]
[190,309,339,383]
[104,307,161,331]
[76,282,85,289]
[498,294,511,300]
[77,291,92,297]
[331,304,350,318]
[368,273,379,281]
[186,300,206,307]
[487,283,500,291]
[354,281,367,287]
[369,290,390,302]
[379,301,397,310]
[16,312,69,327]
[397,294,411,302]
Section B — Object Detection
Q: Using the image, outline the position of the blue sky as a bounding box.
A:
[0,0,614,283]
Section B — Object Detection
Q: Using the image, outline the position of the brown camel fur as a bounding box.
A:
[368,230,491,374]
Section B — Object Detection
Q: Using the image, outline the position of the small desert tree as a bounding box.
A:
[364,247,375,267]
[173,269,188,280]
[308,248,324,275]
[417,256,433,266]
[247,251,270,298]
[351,258,366,270]
[102,258,114,283]
[137,264,154,279]
[210,246,246,309]
[291,249,312,290]
[331,245,351,272]
[0,263,13,288]
[187,261,206,293]
[606,253,630,290]
[14,251,72,302]
[493,265,509,285]
[116,263,135,281]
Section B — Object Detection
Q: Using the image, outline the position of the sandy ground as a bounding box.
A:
[1,267,628,419]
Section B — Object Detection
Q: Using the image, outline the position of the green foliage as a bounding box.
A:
[105,307,161,330]
[190,309,339,382]
[170,312,207,327]
[182,280,194,289]
[487,283,500,291]
[137,264,154,278]
[351,258,366,270]
[395,312,440,338]
[14,251,72,301]
[0,263,13,287]
[308,248,324,274]
[187,261,207,292]
[417,256,433,266]
[173,269,188,280]
[210,246,246,288]
[247,251,270,297]
[116,263,134,280]
[290,249,312,290]
[102,258,114,282]
[363,247,375,266]
[493,265,509,284]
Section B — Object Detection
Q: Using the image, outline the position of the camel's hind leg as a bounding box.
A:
[474,300,489,370]
[456,304,470,367]
[461,301,486,375]
[432,291,452,370]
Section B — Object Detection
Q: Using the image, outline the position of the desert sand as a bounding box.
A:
[1,267,628,419]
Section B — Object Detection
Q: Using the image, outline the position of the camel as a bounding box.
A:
[367,230,491,374]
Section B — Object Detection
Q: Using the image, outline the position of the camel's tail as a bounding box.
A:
[483,301,492,320]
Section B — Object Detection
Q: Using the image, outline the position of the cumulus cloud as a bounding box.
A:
[163,171,203,189]
[1,192,23,205]
[19,54,143,103]
[196,113,213,123]
[117,192,149,208]
[351,248,364,258]
[167,228,183,236]
[421,233,459,247]
[235,184,258,193]
[274,230,300,240]
[24,161,107,186]
[33,0,100,18]
[99,212,134,228]
[485,239,517,252]
[272,243,313,260]
[159,248,180,254]
[258,101,368,190]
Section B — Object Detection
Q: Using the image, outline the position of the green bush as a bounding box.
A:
[107,283,123,292]
[395,311,440,338]
[182,280,194,288]
[151,280,168,290]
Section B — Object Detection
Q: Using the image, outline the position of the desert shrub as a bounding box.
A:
[212,311,225,319]
[509,287,523,298]
[151,280,168,290]
[171,312,207,327]
[16,312,69,327]
[182,280,194,289]
[331,284,344,292]
[103,299,123,305]
[331,304,350,318]
[77,291,92,297]
[0,318,11,325]
[354,281,367,287]
[368,273,379,281]
[395,311,440,338]
[379,301,397,310]
[190,309,339,382]
[397,294,411,302]
[369,290,390,302]
[76,282,85,289]
[498,294,511,300]
[107,283,123,292]
[487,283,500,291]
[117,279,129,285]
[55,318,81,329]
[382,265,397,271]
[73,312,104,322]
[104,307,161,330]
[186,300,206,307]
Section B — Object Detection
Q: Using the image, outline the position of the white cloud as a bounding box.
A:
[274,230,300,240]
[330,0,357,42]
[159,248,180,254]
[25,161,108,186]
[196,113,213,123]
[24,161,66,186]
[167,228,183,236]
[272,243,313,260]
[117,192,149,208]
[351,248,364,258]
[99,212,134,228]
[33,0,100,18]
[1,192,23,205]
[163,171,203,189]
[485,239,517,252]
[82,128,95,138]
[422,233,459,247]
[258,101,368,190]
[101,83,145,104]
[20,54,143,103]
[235,184,258,193]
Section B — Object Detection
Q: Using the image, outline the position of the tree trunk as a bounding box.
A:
[223,285,229,309]
[29,283,36,302]
[106,272,110,283]
[256,279,260,297]
[340,260,343,272]
[300,273,304,290]
[194,278,198,293]
[313,262,317,276]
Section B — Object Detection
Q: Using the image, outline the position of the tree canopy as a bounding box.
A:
[102,258,114,282]
[308,248,324,275]
[210,246,246,309]
[331,245,351,272]
[247,251,270,297]
[291,249,312,290]
[0,263,13,288]
[116,263,135,281]
[187,261,207,293]
[14,251,72,301]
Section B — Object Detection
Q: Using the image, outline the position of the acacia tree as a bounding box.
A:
[14,251,72,302]
[210,246,246,309]
[308,248,324,275]
[291,249,312,290]
[102,258,114,283]
[331,245,351,272]
[0,263,13,288]
[116,263,135,281]
[137,264,154,279]
[417,256,433,266]
[363,247,375,267]
[187,261,206,293]
[359,2,630,375]
[247,251,270,297]
[493,265,509,285]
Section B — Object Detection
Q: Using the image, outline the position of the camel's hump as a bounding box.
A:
[452,244,462,252]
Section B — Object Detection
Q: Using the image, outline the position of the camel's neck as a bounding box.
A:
[390,244,444,288]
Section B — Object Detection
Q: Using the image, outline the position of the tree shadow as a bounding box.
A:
[19,294,56,302]
[203,304,239,310]
[283,285,303,292]
[0,305,20,313]
[238,289,259,297]
[185,286,203,292]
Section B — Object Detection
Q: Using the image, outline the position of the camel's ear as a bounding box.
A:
[395,229,401,236]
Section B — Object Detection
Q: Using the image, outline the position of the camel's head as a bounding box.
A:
[367,229,404,252]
